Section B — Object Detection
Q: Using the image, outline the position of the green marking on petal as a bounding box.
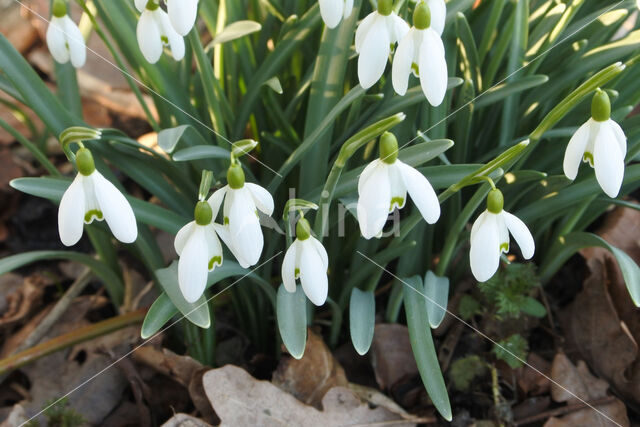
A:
[390,197,404,210]
[294,267,300,278]
[161,35,169,45]
[84,209,103,223]
[500,243,509,253]
[411,63,420,76]
[208,256,222,270]
[583,152,594,167]
[224,216,229,225]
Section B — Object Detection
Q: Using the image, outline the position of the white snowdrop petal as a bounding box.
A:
[61,15,86,68]
[207,186,227,219]
[137,10,163,63]
[174,221,195,256]
[427,0,446,36]
[178,226,208,303]
[319,0,343,29]
[502,211,535,259]
[389,14,409,43]
[358,159,382,195]
[229,188,263,267]
[419,30,447,106]
[470,210,488,243]
[281,240,298,293]
[134,0,147,12]
[397,161,440,224]
[392,29,415,96]
[167,0,198,36]
[387,162,407,212]
[355,12,377,53]
[299,240,328,306]
[204,224,223,269]
[497,214,509,252]
[58,175,86,246]
[563,120,592,180]
[594,124,625,198]
[358,19,390,89]
[46,17,70,64]
[357,163,391,239]
[93,172,138,243]
[344,0,354,19]
[246,183,275,216]
[159,11,185,60]
[470,213,501,282]
[310,237,329,270]
[607,119,627,157]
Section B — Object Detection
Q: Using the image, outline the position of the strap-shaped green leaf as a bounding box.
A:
[424,271,449,329]
[349,288,375,355]
[276,284,307,359]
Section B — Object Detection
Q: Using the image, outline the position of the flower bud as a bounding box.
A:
[76,148,95,176]
[378,0,393,16]
[194,201,213,225]
[591,89,611,122]
[296,217,311,241]
[379,132,399,164]
[413,2,431,30]
[227,163,245,189]
[487,189,504,214]
[52,0,67,18]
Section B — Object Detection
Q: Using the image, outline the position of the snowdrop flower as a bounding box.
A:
[392,1,448,106]
[208,163,274,268]
[46,0,86,68]
[470,189,535,282]
[58,148,137,246]
[282,217,329,306]
[563,89,626,198]
[355,0,409,89]
[174,201,223,303]
[135,0,185,64]
[357,132,440,239]
[319,0,354,29]
[166,0,199,36]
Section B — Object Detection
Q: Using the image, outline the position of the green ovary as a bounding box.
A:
[583,152,594,166]
[84,209,103,223]
[209,256,222,270]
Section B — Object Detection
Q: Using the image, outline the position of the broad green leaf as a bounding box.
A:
[424,271,449,329]
[277,284,307,359]
[156,262,211,329]
[541,232,640,306]
[210,20,262,46]
[349,288,375,355]
[0,251,123,303]
[402,276,451,421]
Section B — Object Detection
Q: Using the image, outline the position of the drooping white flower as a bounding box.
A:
[282,217,329,306]
[174,201,223,303]
[563,89,626,198]
[208,163,274,268]
[46,1,86,68]
[58,148,137,246]
[135,0,185,64]
[167,0,199,36]
[469,189,535,282]
[357,132,440,239]
[355,0,409,89]
[319,0,354,29]
[392,1,448,106]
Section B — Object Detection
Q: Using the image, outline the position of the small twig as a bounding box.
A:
[514,396,616,426]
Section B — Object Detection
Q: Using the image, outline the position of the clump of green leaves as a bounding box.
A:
[492,334,529,369]
[25,398,86,427]
[449,355,487,391]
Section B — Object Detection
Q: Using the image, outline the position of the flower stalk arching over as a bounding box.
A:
[282,216,329,306]
[46,0,86,68]
[319,0,354,29]
[392,0,448,106]
[357,132,440,239]
[135,0,185,64]
[208,162,275,269]
[355,0,409,89]
[563,89,627,198]
[469,189,535,282]
[174,201,224,303]
[58,148,137,246]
